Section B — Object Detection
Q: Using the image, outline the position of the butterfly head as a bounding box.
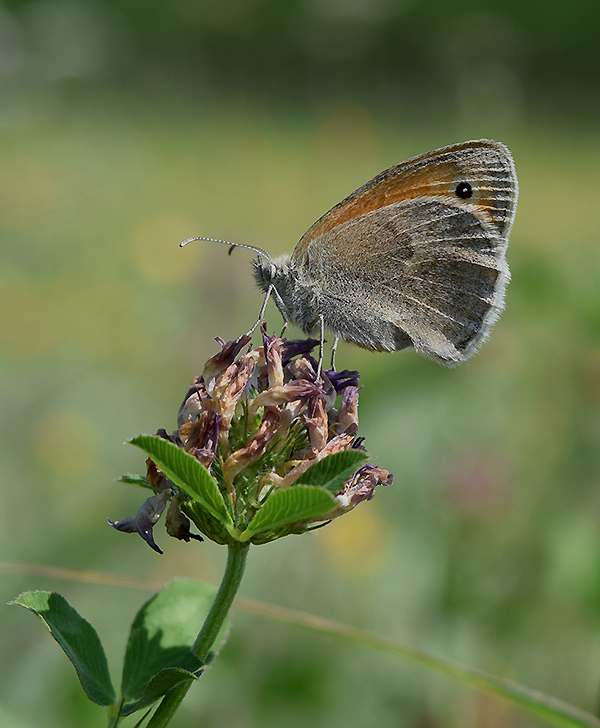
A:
[253,253,302,322]
[253,254,292,289]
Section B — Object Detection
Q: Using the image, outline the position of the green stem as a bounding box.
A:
[191,541,250,660]
[146,541,250,728]
[106,701,122,728]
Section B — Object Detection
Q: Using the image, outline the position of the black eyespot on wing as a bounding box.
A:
[455,182,472,199]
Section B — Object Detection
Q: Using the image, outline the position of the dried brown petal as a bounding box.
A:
[302,395,328,455]
[178,377,208,427]
[165,496,203,543]
[275,397,307,447]
[146,458,167,490]
[212,353,256,428]
[179,410,220,469]
[285,357,336,409]
[336,386,359,433]
[319,427,357,455]
[320,371,337,411]
[329,464,394,516]
[203,334,251,394]
[286,357,317,382]
[248,380,321,418]
[262,325,285,388]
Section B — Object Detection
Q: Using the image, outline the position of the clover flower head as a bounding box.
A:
[110,325,392,551]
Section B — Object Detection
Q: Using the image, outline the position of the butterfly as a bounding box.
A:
[185,139,518,366]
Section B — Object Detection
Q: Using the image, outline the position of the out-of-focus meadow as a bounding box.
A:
[1,1,599,726]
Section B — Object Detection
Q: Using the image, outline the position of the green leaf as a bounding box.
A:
[128,435,231,526]
[121,579,228,704]
[295,450,369,494]
[117,473,152,490]
[10,591,116,706]
[121,667,198,717]
[241,485,336,539]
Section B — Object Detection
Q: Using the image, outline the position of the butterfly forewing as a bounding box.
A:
[289,139,517,364]
[292,139,517,263]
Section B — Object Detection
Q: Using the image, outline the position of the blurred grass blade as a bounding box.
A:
[127,435,232,525]
[235,598,600,728]
[240,485,336,539]
[10,591,116,706]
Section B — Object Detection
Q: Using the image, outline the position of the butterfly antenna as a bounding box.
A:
[180,236,272,263]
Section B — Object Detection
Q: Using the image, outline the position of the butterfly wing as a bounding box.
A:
[290,139,518,364]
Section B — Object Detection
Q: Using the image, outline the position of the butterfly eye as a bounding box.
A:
[455,182,472,199]
[260,263,275,283]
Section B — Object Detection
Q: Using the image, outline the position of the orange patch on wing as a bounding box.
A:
[296,139,511,252]
[299,159,478,246]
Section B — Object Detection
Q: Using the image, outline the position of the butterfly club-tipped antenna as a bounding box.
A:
[179,236,284,336]
[180,236,272,262]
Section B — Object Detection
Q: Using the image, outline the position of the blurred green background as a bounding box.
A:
[1,1,599,726]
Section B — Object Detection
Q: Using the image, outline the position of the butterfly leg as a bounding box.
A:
[270,286,289,333]
[316,314,325,380]
[246,284,274,336]
[330,337,339,370]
